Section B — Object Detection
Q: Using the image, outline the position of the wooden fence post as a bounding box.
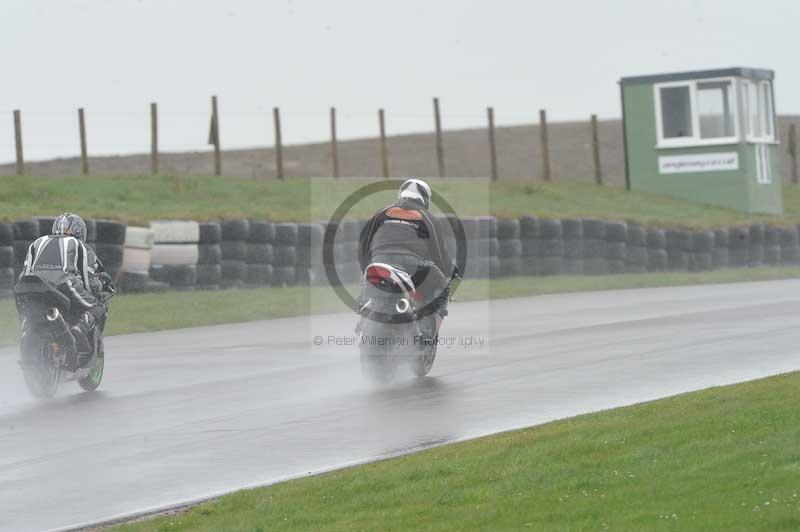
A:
[273,107,284,180]
[150,102,158,175]
[78,108,89,175]
[210,95,221,176]
[487,107,498,181]
[433,97,445,178]
[591,114,602,185]
[788,123,798,185]
[330,107,339,178]
[539,109,550,181]
[379,108,389,178]
[13,110,23,176]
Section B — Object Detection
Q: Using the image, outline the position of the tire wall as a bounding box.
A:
[2,215,794,299]
[148,221,200,291]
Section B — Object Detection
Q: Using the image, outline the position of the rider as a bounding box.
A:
[358,179,457,336]
[21,213,115,356]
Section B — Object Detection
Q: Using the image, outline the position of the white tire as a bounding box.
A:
[122,248,152,274]
[125,226,155,249]
[150,221,200,244]
[150,244,199,266]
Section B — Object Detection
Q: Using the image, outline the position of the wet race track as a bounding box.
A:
[1,280,800,531]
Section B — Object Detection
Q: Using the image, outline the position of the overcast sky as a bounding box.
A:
[1,0,797,162]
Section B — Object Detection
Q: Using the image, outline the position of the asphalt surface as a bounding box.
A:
[1,280,800,531]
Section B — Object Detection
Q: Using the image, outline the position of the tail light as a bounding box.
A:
[365,264,393,286]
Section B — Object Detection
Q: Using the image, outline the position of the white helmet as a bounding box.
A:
[397,179,432,209]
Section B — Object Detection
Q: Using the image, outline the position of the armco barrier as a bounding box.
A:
[2,215,799,299]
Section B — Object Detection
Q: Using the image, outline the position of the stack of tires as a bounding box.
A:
[666,229,691,271]
[646,228,667,272]
[296,223,325,286]
[561,219,583,275]
[748,224,765,267]
[625,224,648,273]
[712,229,729,269]
[92,220,127,283]
[12,218,40,279]
[763,226,781,266]
[538,219,564,276]
[149,221,199,291]
[460,217,481,279]
[689,231,714,272]
[605,222,627,274]
[197,222,223,289]
[518,216,539,277]
[496,218,521,277]
[0,222,14,298]
[779,226,800,266]
[728,227,749,268]
[245,221,274,286]
[333,219,362,285]
[220,220,249,288]
[582,219,606,275]
[120,226,155,293]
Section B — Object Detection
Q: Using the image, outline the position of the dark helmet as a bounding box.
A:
[52,213,87,242]
[397,178,432,209]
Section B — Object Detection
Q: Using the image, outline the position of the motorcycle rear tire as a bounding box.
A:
[411,342,437,377]
[78,334,104,391]
[22,344,62,399]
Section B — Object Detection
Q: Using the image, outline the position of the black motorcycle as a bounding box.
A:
[357,262,457,383]
[14,275,111,398]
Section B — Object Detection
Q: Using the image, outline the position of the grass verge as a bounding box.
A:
[112,371,800,531]
[2,266,799,347]
[2,175,800,227]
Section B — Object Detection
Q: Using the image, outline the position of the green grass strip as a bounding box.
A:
[111,371,800,531]
[3,176,800,228]
[2,266,799,347]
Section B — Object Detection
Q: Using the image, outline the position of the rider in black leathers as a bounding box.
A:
[358,179,456,334]
[21,213,115,356]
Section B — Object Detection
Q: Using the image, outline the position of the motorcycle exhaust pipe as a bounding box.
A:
[395,298,410,314]
[46,307,60,322]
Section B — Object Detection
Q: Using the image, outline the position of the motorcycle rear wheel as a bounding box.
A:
[411,317,437,377]
[78,335,104,391]
[359,333,399,384]
[22,344,62,399]
[411,342,437,377]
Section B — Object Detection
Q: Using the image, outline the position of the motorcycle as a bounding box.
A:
[14,275,112,398]
[356,261,458,383]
